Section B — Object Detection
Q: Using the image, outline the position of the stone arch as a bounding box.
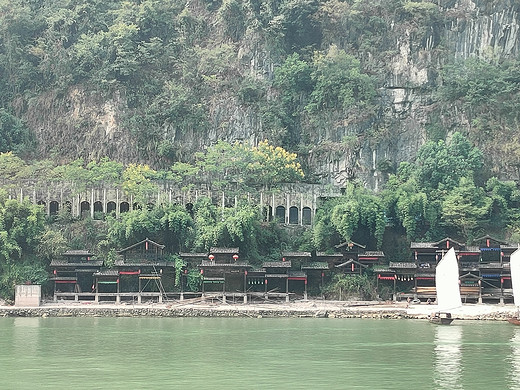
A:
[93,201,103,219]
[50,201,59,216]
[275,206,286,223]
[80,201,90,218]
[289,206,299,224]
[37,200,46,215]
[302,207,312,225]
[185,203,194,216]
[107,201,116,215]
[263,206,272,222]
[120,202,130,213]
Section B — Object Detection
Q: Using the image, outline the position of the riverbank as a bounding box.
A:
[0,299,518,320]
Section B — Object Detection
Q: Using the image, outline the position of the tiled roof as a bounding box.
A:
[114,260,175,267]
[335,241,366,249]
[360,251,385,257]
[118,238,165,253]
[263,261,291,268]
[200,261,250,268]
[210,247,239,254]
[179,252,207,258]
[432,237,465,247]
[373,266,393,273]
[410,242,435,249]
[50,260,103,267]
[94,270,119,276]
[281,251,311,258]
[301,262,329,270]
[316,252,343,258]
[389,262,417,269]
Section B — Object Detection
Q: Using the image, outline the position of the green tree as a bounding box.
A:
[121,163,158,204]
[313,182,386,249]
[415,132,484,192]
[306,45,375,114]
[0,109,34,153]
[441,177,492,239]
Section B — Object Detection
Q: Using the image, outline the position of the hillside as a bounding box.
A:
[1,0,520,190]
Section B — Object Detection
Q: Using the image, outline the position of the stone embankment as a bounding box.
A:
[0,300,517,321]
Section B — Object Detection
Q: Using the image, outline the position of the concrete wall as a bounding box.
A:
[15,285,41,307]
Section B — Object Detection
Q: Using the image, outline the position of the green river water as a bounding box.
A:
[0,317,518,389]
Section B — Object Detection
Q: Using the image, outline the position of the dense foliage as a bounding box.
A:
[1,1,520,299]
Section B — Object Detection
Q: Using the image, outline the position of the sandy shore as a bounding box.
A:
[0,299,518,320]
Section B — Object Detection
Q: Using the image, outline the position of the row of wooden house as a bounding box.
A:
[50,235,519,304]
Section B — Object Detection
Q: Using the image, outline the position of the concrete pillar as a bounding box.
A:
[138,294,142,304]
[271,193,275,219]
[116,188,120,218]
[285,194,289,224]
[222,294,226,303]
[158,294,163,303]
[180,292,184,301]
[90,188,94,219]
[300,194,303,225]
[260,192,264,220]
[243,295,248,304]
[285,294,290,302]
[116,295,121,304]
[103,189,106,213]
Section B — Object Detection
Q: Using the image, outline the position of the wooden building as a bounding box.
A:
[114,238,174,303]
[394,236,516,304]
[50,250,102,301]
[200,247,250,302]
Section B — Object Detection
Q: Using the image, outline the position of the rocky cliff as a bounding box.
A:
[13,0,520,189]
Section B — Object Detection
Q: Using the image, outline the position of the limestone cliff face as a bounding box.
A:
[25,1,520,189]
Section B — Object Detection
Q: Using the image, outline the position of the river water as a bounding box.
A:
[0,317,518,389]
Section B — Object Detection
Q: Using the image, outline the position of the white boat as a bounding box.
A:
[508,248,520,325]
[430,248,461,325]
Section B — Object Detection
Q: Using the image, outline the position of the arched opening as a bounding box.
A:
[289,206,298,224]
[93,201,103,219]
[50,201,59,216]
[120,202,130,213]
[263,206,273,222]
[302,207,312,225]
[37,200,46,214]
[80,201,90,218]
[107,201,116,215]
[186,203,194,218]
[275,206,285,223]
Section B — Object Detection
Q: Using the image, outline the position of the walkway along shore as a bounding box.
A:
[0,300,518,320]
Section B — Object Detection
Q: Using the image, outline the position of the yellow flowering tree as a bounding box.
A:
[122,163,158,204]
[248,140,304,188]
